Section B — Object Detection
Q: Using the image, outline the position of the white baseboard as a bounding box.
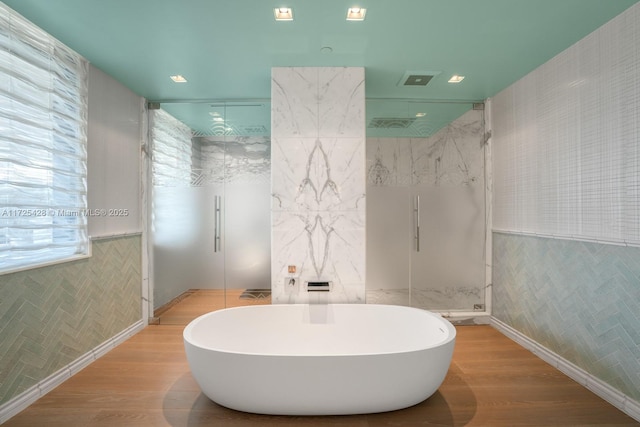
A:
[491,316,640,423]
[0,319,145,424]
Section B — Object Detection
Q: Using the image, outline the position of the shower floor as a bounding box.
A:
[4,292,638,427]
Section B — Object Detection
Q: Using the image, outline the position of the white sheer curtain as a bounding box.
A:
[0,3,89,272]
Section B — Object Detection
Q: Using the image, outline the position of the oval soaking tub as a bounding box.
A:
[183,304,456,416]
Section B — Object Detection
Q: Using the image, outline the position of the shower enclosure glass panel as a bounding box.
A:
[151,102,271,310]
[365,100,486,312]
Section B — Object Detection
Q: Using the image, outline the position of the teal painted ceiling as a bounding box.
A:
[4,0,638,136]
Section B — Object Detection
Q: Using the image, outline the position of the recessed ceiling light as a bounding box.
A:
[415,112,427,118]
[346,7,366,21]
[213,117,225,123]
[170,75,187,83]
[274,7,293,21]
[448,75,465,83]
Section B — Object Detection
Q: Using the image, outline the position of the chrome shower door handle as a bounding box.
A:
[214,195,221,252]
[414,195,420,252]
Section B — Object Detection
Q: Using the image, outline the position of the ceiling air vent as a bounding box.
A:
[397,70,441,87]
[368,117,416,129]
[402,75,433,86]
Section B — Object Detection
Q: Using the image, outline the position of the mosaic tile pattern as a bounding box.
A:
[0,235,142,404]
[492,232,640,401]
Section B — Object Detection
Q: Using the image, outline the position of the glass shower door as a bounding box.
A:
[151,102,271,311]
[365,100,487,312]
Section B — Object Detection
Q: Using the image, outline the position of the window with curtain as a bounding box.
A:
[0,4,89,272]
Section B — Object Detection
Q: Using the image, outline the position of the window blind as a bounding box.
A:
[0,4,89,272]
[492,8,640,246]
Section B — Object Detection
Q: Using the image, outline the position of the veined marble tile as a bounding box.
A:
[316,137,365,211]
[410,287,484,311]
[271,137,319,211]
[411,110,484,187]
[366,109,484,188]
[271,67,318,138]
[272,137,365,212]
[272,210,365,302]
[365,289,411,306]
[318,67,365,138]
[272,67,366,303]
[317,210,365,285]
[366,137,412,186]
[271,211,314,287]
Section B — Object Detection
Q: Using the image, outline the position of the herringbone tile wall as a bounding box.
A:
[0,235,141,405]
[492,232,640,401]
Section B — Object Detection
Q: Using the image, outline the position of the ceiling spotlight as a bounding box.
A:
[346,7,366,21]
[415,112,427,118]
[448,75,465,83]
[274,7,293,21]
[170,75,187,83]
[213,117,225,123]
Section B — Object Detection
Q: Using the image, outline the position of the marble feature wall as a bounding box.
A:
[271,67,365,303]
[366,109,486,310]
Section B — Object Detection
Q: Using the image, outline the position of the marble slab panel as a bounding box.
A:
[366,137,412,186]
[272,137,365,212]
[271,67,366,303]
[271,67,318,138]
[272,210,365,303]
[271,137,322,211]
[366,109,484,188]
[318,67,365,138]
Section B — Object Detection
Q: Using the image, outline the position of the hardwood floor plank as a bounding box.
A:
[4,291,638,426]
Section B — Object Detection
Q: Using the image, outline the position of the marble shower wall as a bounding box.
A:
[366,109,486,310]
[367,109,484,188]
[271,67,365,303]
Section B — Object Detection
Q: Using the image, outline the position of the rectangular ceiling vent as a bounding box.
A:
[368,117,416,129]
[402,74,434,86]
[397,70,441,87]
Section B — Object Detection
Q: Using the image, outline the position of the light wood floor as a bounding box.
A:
[5,290,638,426]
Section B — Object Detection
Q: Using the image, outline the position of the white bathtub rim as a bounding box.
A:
[183,303,456,358]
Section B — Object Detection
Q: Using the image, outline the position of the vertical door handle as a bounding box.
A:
[214,195,221,252]
[414,195,420,252]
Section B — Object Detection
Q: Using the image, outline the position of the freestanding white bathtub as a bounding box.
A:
[183,304,456,416]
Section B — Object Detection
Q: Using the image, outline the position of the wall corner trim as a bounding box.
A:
[0,319,145,424]
[490,317,640,423]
